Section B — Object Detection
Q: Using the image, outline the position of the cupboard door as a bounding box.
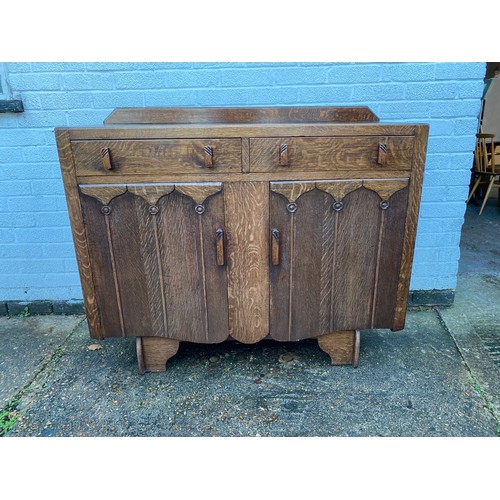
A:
[269,179,409,341]
[79,182,229,343]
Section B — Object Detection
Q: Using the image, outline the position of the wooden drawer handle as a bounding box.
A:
[271,228,280,265]
[377,142,387,166]
[279,144,289,166]
[204,145,214,168]
[101,147,113,170]
[216,228,225,266]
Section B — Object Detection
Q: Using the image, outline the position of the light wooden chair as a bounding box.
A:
[466,133,500,215]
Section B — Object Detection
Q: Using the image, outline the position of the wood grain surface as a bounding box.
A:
[104,106,380,125]
[333,187,381,330]
[224,182,269,343]
[55,130,102,339]
[372,187,409,328]
[79,183,228,342]
[269,188,334,341]
[393,125,429,330]
[57,109,428,365]
[249,136,415,172]
[63,124,418,142]
[72,139,241,176]
[136,337,179,374]
[317,330,360,366]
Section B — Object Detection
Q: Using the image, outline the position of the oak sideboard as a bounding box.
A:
[55,106,428,373]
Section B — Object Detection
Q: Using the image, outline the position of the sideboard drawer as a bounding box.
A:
[249,136,415,172]
[72,139,242,176]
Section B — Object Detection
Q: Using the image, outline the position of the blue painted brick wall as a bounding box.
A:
[0,62,485,301]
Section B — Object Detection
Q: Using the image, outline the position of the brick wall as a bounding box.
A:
[0,62,485,302]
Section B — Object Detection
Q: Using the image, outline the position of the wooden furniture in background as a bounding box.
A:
[55,107,428,373]
[467,133,500,214]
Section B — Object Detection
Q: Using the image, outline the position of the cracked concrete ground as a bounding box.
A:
[0,307,498,437]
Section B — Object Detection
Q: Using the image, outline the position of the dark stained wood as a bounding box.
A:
[156,188,229,343]
[249,136,415,172]
[55,130,102,340]
[269,190,290,340]
[224,182,269,343]
[393,125,429,330]
[80,192,124,338]
[333,187,381,330]
[269,188,336,341]
[136,337,179,374]
[372,187,409,328]
[198,192,230,342]
[72,139,242,176]
[104,106,380,125]
[317,330,360,366]
[107,191,156,337]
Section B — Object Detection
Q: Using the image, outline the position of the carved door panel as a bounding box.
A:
[79,182,229,343]
[269,179,410,341]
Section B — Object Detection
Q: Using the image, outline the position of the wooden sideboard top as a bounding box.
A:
[103,106,380,125]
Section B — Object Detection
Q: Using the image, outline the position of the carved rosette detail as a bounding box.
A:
[101,205,111,215]
[195,204,206,215]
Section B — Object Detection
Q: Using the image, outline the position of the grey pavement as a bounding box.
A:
[1,199,499,437]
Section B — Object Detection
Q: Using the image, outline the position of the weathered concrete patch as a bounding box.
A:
[6,310,498,437]
[0,315,84,405]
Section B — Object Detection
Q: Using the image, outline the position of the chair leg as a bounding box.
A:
[466,175,482,204]
[479,176,496,215]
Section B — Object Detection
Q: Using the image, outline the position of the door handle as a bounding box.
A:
[204,145,214,168]
[101,147,113,170]
[216,228,225,266]
[271,228,280,265]
[279,143,289,166]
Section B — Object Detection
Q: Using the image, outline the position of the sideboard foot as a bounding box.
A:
[136,337,180,374]
[317,330,360,367]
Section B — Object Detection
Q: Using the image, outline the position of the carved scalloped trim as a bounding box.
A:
[362,179,409,200]
[174,182,223,205]
[79,182,224,206]
[271,178,409,204]
[315,180,363,201]
[270,181,316,202]
[127,183,175,205]
[79,184,127,205]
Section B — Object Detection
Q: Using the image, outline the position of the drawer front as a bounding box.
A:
[72,139,242,176]
[249,136,415,172]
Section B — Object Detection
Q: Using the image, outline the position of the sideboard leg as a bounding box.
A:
[136,337,180,374]
[317,330,360,367]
